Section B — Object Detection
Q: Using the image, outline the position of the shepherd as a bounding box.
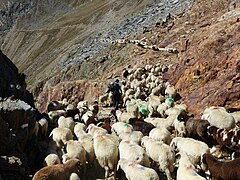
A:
[106,79,122,109]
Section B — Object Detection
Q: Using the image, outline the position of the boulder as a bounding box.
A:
[0,99,36,154]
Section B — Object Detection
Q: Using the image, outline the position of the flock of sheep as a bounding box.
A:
[100,37,178,53]
[32,64,240,180]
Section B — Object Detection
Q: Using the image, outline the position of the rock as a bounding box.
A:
[0,156,25,179]
[164,1,240,117]
[0,50,34,107]
[0,99,36,154]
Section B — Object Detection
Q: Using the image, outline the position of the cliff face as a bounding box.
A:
[0,50,34,106]
[163,0,240,116]
[0,51,37,178]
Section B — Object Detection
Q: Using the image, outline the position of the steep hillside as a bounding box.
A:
[35,0,240,115]
[1,0,192,92]
[164,0,240,116]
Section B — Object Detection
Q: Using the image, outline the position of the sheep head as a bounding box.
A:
[65,159,83,175]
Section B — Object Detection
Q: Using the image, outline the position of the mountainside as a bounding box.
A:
[1,0,191,91]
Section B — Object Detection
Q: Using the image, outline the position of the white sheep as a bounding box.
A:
[141,136,175,180]
[170,137,210,169]
[74,122,86,139]
[49,127,73,148]
[149,127,172,145]
[165,107,182,117]
[154,65,162,75]
[145,73,154,84]
[115,110,135,123]
[145,64,153,71]
[147,95,164,111]
[133,68,144,79]
[144,117,166,127]
[118,131,144,144]
[156,114,178,130]
[165,84,177,98]
[150,74,158,83]
[201,106,235,129]
[177,151,206,180]
[43,154,61,166]
[93,133,119,179]
[127,74,135,82]
[77,100,88,109]
[87,124,108,137]
[173,119,186,137]
[59,98,69,106]
[62,140,86,173]
[148,82,157,90]
[70,173,81,180]
[156,103,169,117]
[48,110,66,126]
[123,96,131,107]
[230,111,240,123]
[77,133,95,165]
[119,140,150,167]
[117,159,159,180]
[164,98,174,108]
[126,101,139,118]
[58,116,75,133]
[111,122,133,136]
[134,87,141,99]
[174,103,188,112]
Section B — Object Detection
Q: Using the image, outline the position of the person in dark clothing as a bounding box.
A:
[106,79,122,109]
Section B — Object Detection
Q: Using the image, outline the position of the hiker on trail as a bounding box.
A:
[106,79,122,109]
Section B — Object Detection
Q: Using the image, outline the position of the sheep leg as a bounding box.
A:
[113,167,117,180]
[105,166,109,179]
[165,168,173,180]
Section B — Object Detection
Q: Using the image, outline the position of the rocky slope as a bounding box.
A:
[0,0,192,91]
[164,0,240,116]
[36,0,240,116]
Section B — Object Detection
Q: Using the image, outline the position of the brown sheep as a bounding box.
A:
[202,153,240,180]
[186,119,210,141]
[32,159,82,180]
[128,118,155,136]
